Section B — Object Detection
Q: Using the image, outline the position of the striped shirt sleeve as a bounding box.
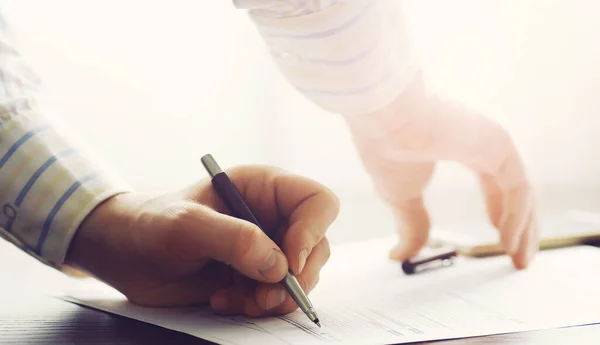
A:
[234,0,419,116]
[0,14,131,268]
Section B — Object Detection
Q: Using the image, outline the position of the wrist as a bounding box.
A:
[343,70,427,142]
[64,192,136,277]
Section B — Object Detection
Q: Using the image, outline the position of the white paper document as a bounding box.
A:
[57,237,600,344]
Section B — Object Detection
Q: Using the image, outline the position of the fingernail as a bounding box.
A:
[389,244,406,260]
[298,249,308,274]
[259,249,286,280]
[265,288,287,310]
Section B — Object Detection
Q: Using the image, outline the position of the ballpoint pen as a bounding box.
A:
[200,154,321,327]
[401,246,457,275]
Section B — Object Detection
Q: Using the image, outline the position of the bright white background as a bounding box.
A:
[2,0,600,245]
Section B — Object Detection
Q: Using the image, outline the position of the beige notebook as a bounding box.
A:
[428,209,600,257]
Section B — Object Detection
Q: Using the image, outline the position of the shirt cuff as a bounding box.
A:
[239,0,419,116]
[0,112,132,269]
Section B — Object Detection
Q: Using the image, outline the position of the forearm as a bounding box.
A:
[0,16,131,268]
[238,0,425,204]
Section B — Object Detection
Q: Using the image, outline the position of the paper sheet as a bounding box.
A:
[57,237,600,345]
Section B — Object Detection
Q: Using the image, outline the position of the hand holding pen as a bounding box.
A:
[68,156,338,322]
[201,154,339,324]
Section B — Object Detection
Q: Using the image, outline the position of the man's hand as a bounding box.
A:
[65,165,339,317]
[344,72,538,269]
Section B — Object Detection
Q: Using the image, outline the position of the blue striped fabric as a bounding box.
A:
[36,173,97,254]
[14,149,76,206]
[239,0,418,116]
[0,126,50,169]
[0,10,130,267]
[262,1,374,39]
[4,149,77,233]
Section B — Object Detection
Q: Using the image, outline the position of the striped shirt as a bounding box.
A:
[0,13,131,269]
[235,0,418,116]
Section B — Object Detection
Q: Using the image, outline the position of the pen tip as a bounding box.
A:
[314,319,321,328]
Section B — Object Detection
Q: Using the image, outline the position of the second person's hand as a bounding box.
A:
[344,72,538,269]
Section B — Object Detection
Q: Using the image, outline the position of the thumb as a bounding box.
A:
[165,204,288,283]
